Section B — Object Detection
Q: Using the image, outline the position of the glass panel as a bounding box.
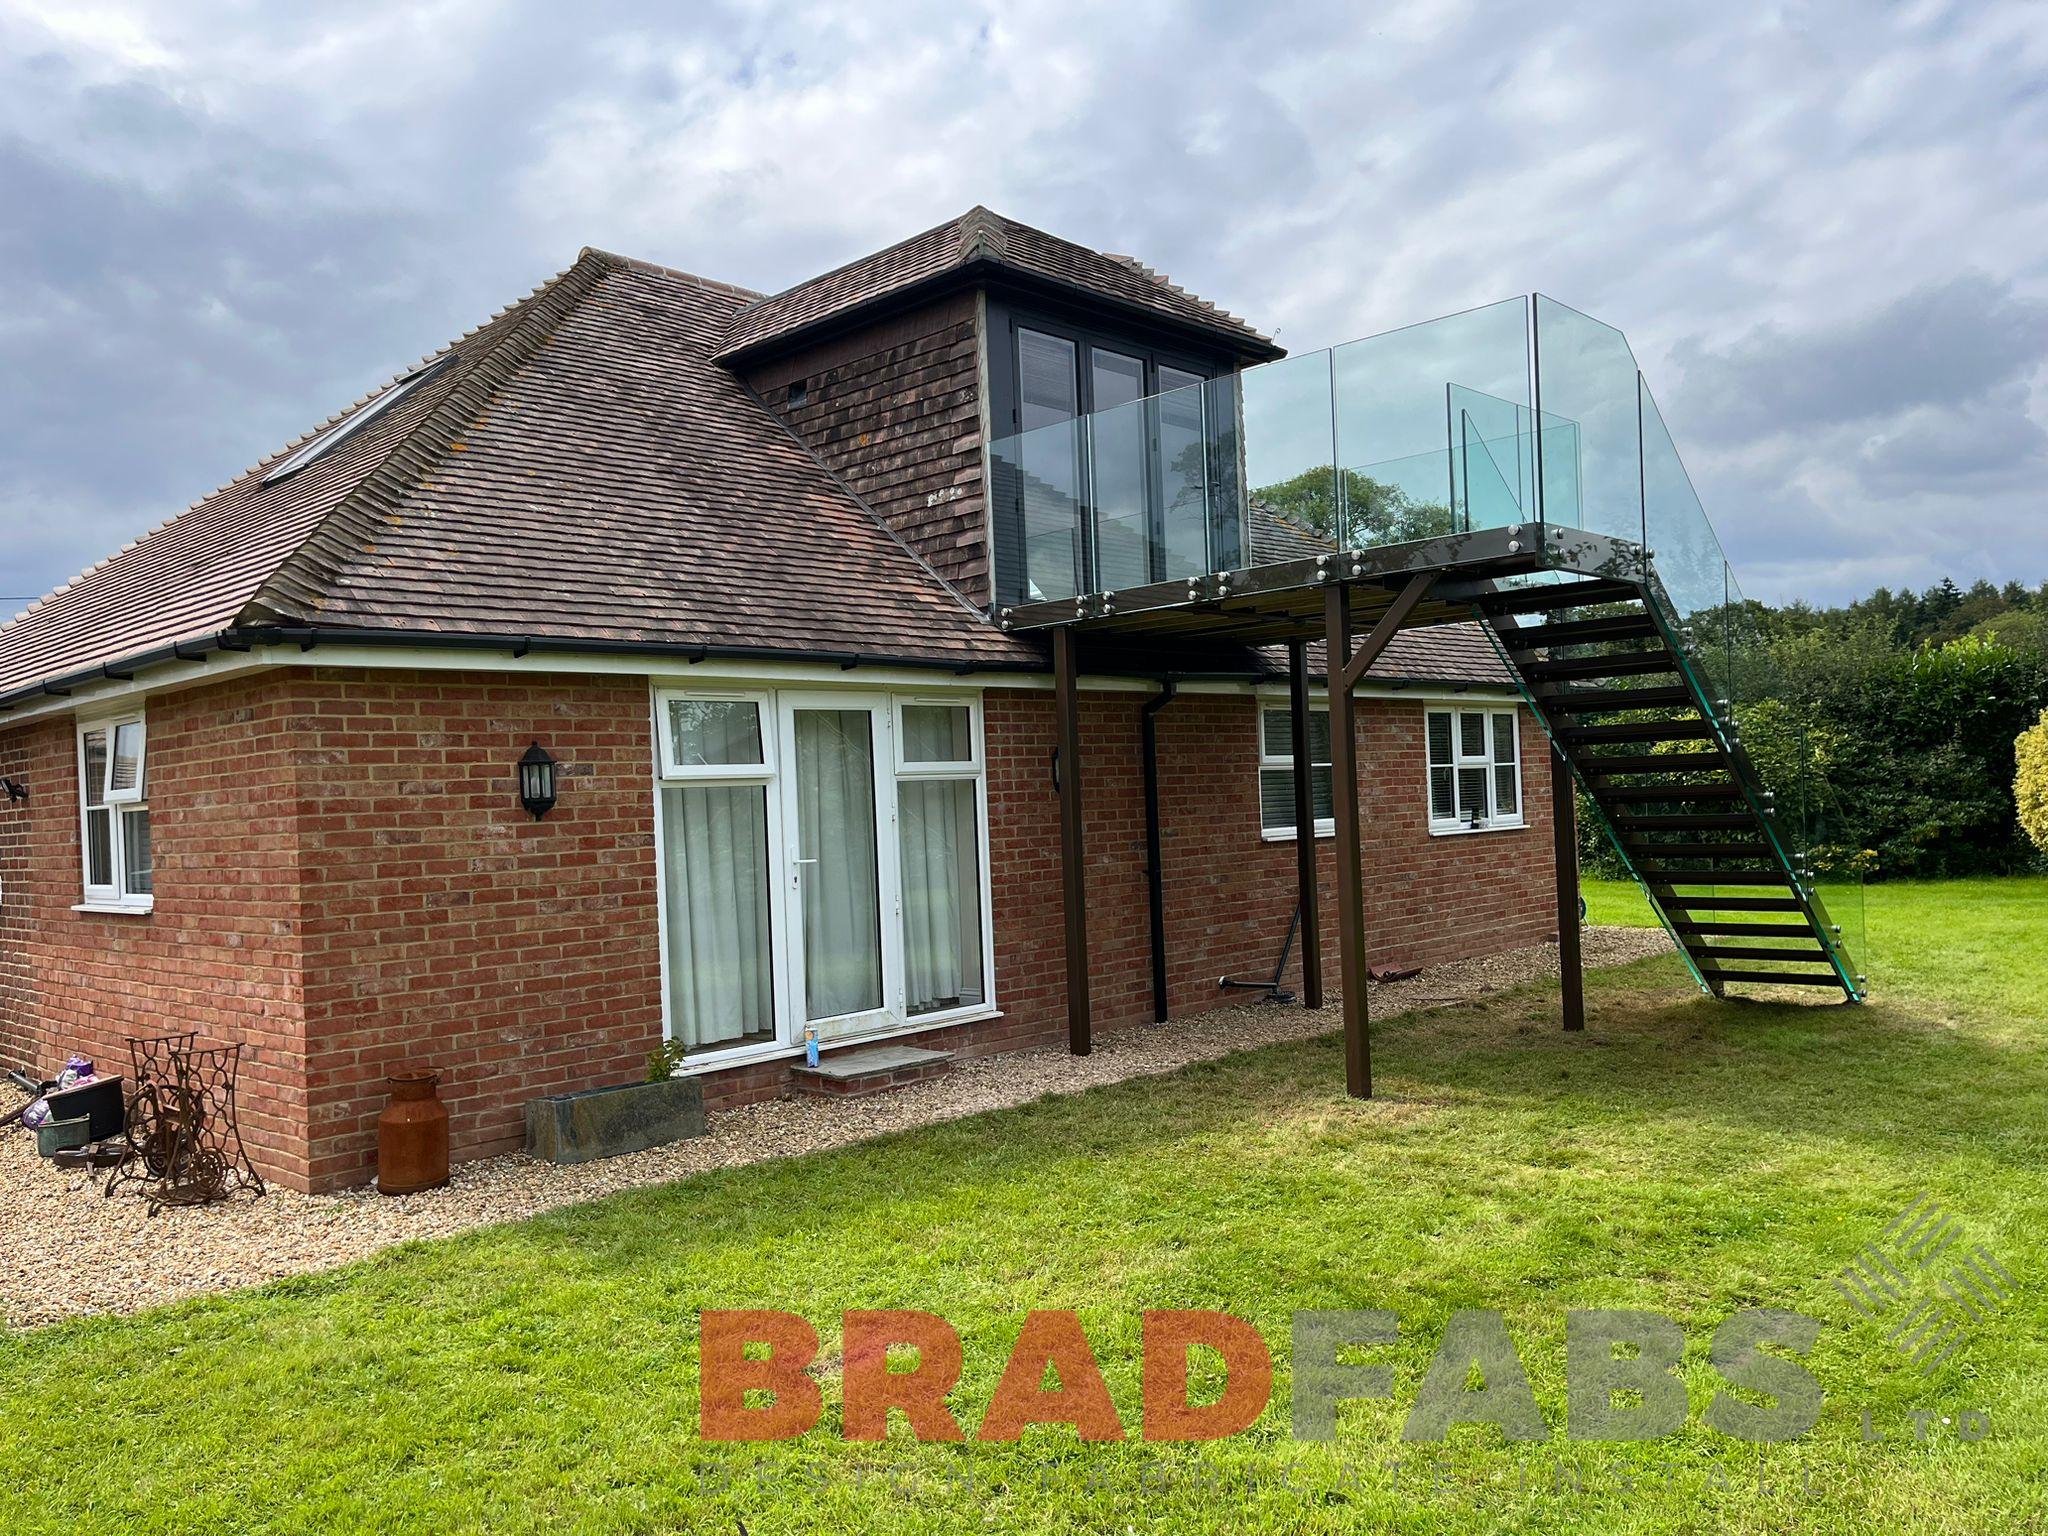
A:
[1156,374,1213,578]
[667,699,763,769]
[1260,767,1334,830]
[1457,766,1488,821]
[1449,385,1533,531]
[1429,765,1455,821]
[1009,329,1084,604]
[793,709,883,1021]
[1263,707,1332,765]
[1490,713,1517,762]
[1262,707,1289,759]
[1332,298,1528,549]
[110,722,143,795]
[1639,377,1729,656]
[85,807,113,888]
[1533,296,1641,543]
[899,778,984,1015]
[81,729,107,807]
[1019,329,1078,429]
[1088,350,1150,591]
[1242,348,1340,553]
[1459,712,1486,758]
[902,705,973,764]
[121,808,152,896]
[1427,711,1453,766]
[661,784,776,1052]
[1493,763,1518,820]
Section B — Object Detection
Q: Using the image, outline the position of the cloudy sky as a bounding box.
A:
[2,0,2044,613]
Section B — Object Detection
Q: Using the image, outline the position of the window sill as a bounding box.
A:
[669,1007,1005,1077]
[1428,820,1527,838]
[72,898,154,916]
[1261,824,1335,843]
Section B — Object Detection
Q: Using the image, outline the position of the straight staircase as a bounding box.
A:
[1473,572,1865,1002]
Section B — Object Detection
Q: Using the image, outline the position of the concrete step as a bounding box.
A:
[789,1044,955,1099]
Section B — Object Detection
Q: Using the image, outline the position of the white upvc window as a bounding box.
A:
[1427,706,1523,832]
[77,712,153,910]
[651,685,994,1067]
[653,692,784,1057]
[1257,704,1333,839]
[894,698,991,1018]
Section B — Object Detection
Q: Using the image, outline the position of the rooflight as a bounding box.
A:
[262,354,457,486]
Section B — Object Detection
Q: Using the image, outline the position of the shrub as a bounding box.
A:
[2020,710,2048,856]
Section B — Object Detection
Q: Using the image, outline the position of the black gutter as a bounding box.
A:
[1140,680,1180,1025]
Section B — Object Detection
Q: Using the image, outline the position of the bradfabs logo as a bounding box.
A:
[698,1307,1821,1445]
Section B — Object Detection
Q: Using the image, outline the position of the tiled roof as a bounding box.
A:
[1262,624,1518,690]
[246,253,1037,666]
[715,207,1277,361]
[0,275,568,702]
[1247,500,1335,565]
[0,250,1038,701]
[0,221,1513,707]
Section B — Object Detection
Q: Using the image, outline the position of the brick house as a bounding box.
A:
[0,209,1562,1192]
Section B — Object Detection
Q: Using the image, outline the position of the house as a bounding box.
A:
[2,208,1847,1194]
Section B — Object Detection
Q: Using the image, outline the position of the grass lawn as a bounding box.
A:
[5,879,2048,1534]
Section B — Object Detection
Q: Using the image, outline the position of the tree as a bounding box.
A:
[2020,711,2048,857]
[1971,609,2048,653]
[1252,466,1452,547]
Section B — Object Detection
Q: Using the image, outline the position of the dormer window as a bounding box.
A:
[262,354,457,485]
[988,304,1238,606]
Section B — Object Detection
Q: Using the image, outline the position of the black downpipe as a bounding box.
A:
[1140,680,1179,1024]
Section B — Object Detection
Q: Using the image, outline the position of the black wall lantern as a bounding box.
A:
[517,742,558,820]
[1,777,25,804]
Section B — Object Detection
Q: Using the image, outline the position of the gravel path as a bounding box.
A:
[2,928,1670,1329]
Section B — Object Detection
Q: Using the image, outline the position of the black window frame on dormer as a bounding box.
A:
[985,293,1241,609]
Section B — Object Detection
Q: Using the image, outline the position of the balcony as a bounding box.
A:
[992,296,1864,1006]
[991,295,1740,637]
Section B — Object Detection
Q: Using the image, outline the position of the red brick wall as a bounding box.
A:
[981,686,1557,1043]
[0,674,311,1181]
[743,294,990,605]
[0,667,1555,1192]
[290,668,663,1189]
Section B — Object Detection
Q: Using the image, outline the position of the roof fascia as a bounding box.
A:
[715,254,1285,370]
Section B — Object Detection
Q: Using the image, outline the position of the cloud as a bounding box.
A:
[0,0,2045,613]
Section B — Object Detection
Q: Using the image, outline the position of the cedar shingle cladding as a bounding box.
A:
[743,294,993,606]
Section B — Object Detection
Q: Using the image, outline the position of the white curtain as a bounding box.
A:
[899,779,984,1014]
[662,784,774,1049]
[795,710,882,1019]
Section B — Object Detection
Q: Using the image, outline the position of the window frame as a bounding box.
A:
[891,696,994,1021]
[1256,702,1335,842]
[261,354,455,485]
[649,685,996,1073]
[655,691,775,784]
[75,710,153,913]
[986,297,1236,609]
[1425,705,1525,835]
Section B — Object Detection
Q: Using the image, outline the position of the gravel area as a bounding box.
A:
[2,927,1669,1329]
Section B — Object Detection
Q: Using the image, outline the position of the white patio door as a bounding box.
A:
[778,694,899,1041]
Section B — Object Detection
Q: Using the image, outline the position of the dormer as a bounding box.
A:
[716,208,1280,612]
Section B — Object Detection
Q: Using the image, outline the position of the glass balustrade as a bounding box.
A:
[986,294,1864,990]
